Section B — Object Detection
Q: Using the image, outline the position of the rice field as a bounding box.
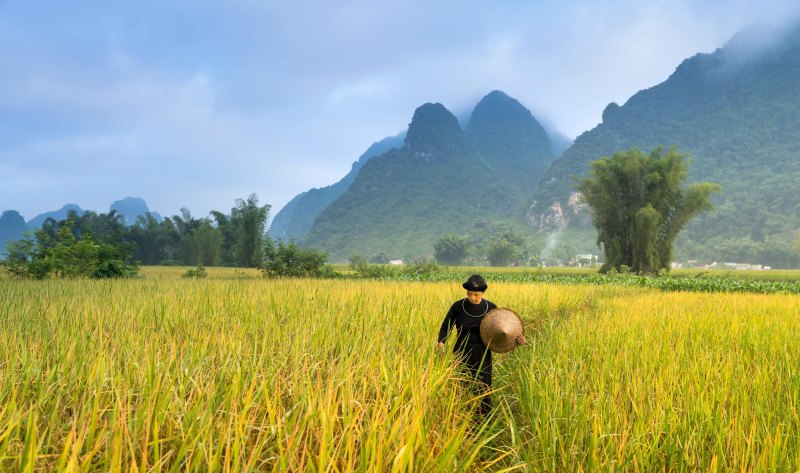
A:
[1,269,799,471]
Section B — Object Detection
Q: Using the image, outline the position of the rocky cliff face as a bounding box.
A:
[527,191,585,230]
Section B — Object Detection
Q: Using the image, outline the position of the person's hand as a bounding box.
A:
[516,334,527,346]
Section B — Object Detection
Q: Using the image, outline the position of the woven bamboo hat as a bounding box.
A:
[480,308,524,354]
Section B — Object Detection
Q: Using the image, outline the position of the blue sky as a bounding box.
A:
[1,0,798,221]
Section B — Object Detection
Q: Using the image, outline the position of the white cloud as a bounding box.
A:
[1,0,799,218]
[325,77,389,105]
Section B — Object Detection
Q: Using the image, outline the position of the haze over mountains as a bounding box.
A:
[4,24,800,267]
[528,23,800,267]
[0,197,162,249]
[268,134,406,242]
[298,91,558,261]
[274,24,800,267]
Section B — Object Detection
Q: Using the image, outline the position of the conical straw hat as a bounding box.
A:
[480,308,524,353]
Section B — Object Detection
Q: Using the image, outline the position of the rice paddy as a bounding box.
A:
[1,268,799,470]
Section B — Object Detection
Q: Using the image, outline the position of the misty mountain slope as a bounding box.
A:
[110,197,162,225]
[267,133,405,241]
[301,92,555,261]
[0,210,30,253]
[23,198,163,231]
[27,204,85,229]
[528,24,800,267]
[302,102,511,261]
[465,90,556,215]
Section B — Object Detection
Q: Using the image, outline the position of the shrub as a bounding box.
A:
[1,227,138,279]
[262,238,333,278]
[349,254,393,278]
[182,265,208,279]
[402,260,442,278]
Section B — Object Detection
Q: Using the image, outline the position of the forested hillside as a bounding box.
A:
[465,91,556,216]
[300,92,555,261]
[267,134,404,242]
[528,25,800,267]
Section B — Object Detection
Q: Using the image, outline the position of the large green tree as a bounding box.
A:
[482,230,526,267]
[433,235,469,265]
[172,209,206,265]
[263,237,329,277]
[232,194,271,268]
[194,222,224,267]
[210,211,236,265]
[577,146,720,274]
[129,213,179,265]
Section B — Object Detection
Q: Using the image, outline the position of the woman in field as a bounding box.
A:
[437,274,526,415]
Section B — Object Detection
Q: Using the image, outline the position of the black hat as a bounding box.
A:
[462,274,488,292]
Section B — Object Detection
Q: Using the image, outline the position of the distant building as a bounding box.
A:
[573,254,599,268]
[703,261,770,270]
[389,259,404,265]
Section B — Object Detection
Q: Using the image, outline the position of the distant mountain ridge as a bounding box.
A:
[7,25,799,267]
[466,90,555,216]
[0,210,29,253]
[527,23,800,267]
[300,91,556,261]
[27,204,85,229]
[267,133,405,241]
[110,197,162,225]
[2,197,162,234]
[2,204,86,255]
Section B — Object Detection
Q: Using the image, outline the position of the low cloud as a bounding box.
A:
[1,0,799,219]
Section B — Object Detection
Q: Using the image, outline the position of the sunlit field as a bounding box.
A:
[140,266,263,280]
[2,270,799,470]
[2,264,799,283]
[328,264,800,283]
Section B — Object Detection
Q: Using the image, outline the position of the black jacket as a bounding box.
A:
[438,298,497,348]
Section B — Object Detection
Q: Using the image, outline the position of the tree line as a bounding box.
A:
[129,194,270,267]
[6,145,790,277]
[432,230,546,267]
[2,194,275,278]
[432,146,733,274]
